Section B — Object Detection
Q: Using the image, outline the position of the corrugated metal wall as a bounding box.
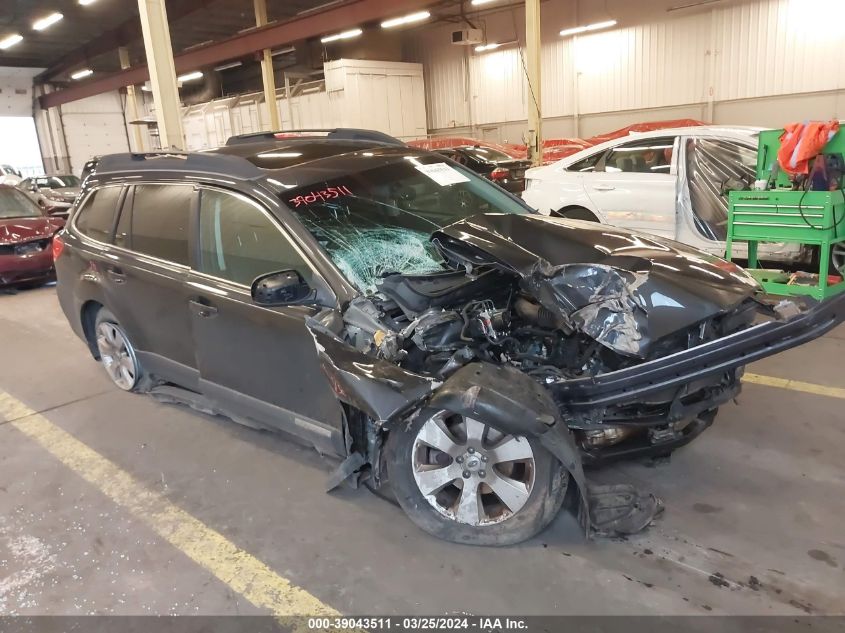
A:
[414,0,845,133]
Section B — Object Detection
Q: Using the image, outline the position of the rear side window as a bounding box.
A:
[129,184,192,265]
[75,187,122,242]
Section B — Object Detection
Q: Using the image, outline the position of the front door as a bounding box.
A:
[187,186,344,454]
[582,136,679,238]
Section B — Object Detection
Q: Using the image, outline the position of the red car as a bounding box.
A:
[0,184,65,289]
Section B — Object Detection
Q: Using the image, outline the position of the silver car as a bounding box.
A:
[20,174,82,218]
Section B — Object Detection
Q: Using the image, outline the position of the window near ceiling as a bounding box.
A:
[75,186,123,243]
[198,188,308,286]
[604,137,676,174]
[129,184,192,265]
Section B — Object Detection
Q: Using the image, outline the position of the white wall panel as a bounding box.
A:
[714,0,845,101]
[61,92,130,174]
[413,0,845,135]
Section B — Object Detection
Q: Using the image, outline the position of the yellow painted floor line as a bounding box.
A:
[744,373,845,400]
[0,390,338,622]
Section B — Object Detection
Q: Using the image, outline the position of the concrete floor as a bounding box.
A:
[1,285,843,617]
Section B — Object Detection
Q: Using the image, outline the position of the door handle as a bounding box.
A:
[189,299,218,318]
[106,266,126,284]
[593,185,616,191]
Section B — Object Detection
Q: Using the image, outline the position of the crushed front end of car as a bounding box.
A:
[305,214,845,541]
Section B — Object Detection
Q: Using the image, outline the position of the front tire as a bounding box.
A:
[93,308,149,392]
[554,206,599,222]
[386,409,569,545]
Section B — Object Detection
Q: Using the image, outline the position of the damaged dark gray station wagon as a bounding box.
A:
[55,130,844,545]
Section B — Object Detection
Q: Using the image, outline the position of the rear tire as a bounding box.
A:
[386,408,569,545]
[93,308,151,392]
[831,243,845,277]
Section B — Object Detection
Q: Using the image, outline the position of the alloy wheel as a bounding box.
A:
[411,411,536,526]
[96,321,138,390]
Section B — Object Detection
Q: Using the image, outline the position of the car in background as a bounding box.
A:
[520,126,807,265]
[0,185,65,289]
[0,164,23,187]
[434,146,532,193]
[20,174,82,218]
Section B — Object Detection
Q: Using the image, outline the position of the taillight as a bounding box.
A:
[52,233,65,261]
[490,167,509,181]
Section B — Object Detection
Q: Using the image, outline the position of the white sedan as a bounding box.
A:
[522,126,811,266]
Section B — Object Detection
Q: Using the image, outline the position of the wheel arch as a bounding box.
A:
[80,299,104,359]
[552,205,601,222]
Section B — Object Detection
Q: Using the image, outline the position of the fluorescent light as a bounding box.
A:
[0,34,23,50]
[475,42,501,52]
[71,68,93,80]
[214,61,243,71]
[300,86,322,94]
[471,0,497,4]
[141,85,152,92]
[381,10,430,28]
[270,46,295,57]
[321,28,362,43]
[560,19,617,36]
[79,0,98,5]
[33,12,63,31]
[177,71,203,82]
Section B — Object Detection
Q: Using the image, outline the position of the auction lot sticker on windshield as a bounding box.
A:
[415,162,470,186]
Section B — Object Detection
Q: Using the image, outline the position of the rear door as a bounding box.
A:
[581,136,679,237]
[186,186,344,454]
[107,182,198,387]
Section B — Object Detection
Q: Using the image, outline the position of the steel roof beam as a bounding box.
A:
[39,0,429,110]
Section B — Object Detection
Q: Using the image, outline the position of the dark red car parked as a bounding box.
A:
[0,184,64,288]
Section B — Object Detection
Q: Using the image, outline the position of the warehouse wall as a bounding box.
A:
[410,0,845,143]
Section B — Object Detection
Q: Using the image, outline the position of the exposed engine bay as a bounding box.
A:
[336,262,756,461]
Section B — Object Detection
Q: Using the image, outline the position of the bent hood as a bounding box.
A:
[432,214,759,356]
[0,216,64,245]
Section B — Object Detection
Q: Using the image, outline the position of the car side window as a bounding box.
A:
[603,137,676,174]
[567,152,604,172]
[129,184,192,265]
[198,188,310,287]
[75,187,123,243]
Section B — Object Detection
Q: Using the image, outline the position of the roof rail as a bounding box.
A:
[225,128,405,147]
[88,151,263,180]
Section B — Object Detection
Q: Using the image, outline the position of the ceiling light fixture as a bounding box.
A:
[381,10,430,29]
[33,12,64,31]
[0,34,23,49]
[470,0,497,5]
[78,0,98,5]
[559,19,617,37]
[177,71,203,82]
[474,42,501,52]
[71,68,93,80]
[320,28,362,43]
[270,46,296,57]
[214,61,243,71]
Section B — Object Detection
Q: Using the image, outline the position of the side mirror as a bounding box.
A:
[251,269,315,306]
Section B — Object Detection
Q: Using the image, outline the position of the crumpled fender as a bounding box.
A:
[308,325,439,423]
[427,362,593,534]
[308,322,661,536]
[427,362,662,537]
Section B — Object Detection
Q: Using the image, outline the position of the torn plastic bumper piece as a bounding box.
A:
[551,291,845,411]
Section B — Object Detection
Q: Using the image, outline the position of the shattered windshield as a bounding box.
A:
[278,153,530,292]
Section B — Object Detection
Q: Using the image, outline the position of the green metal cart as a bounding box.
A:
[726,128,845,300]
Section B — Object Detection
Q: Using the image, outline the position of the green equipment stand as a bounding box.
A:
[726,127,845,300]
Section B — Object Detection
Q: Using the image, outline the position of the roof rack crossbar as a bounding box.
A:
[225,128,405,147]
